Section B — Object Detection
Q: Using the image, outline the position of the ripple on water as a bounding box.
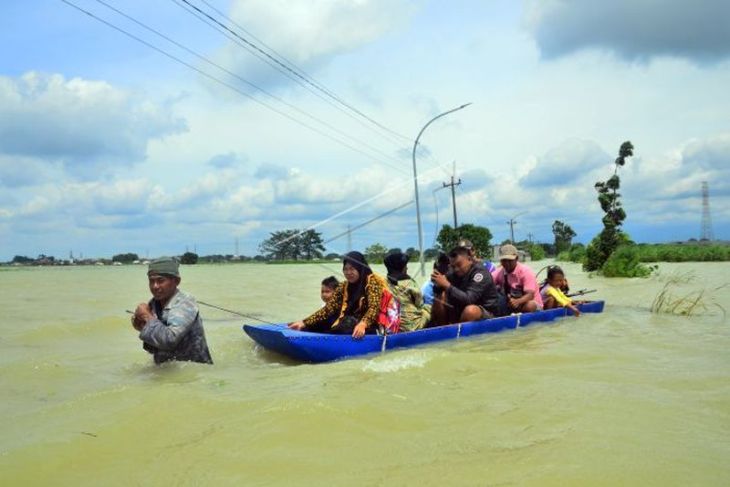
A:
[361,351,431,373]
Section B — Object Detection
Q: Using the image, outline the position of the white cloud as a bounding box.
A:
[0,154,62,187]
[525,0,730,64]
[213,0,416,89]
[0,72,187,177]
[520,139,610,188]
[207,151,245,168]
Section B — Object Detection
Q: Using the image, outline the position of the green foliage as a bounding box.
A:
[552,220,577,253]
[259,229,325,260]
[112,252,139,264]
[365,243,388,263]
[423,248,440,260]
[12,255,33,264]
[180,252,198,265]
[585,232,633,271]
[584,141,634,273]
[405,247,420,261]
[567,244,586,263]
[436,223,492,259]
[634,244,730,262]
[601,245,653,278]
[528,243,545,261]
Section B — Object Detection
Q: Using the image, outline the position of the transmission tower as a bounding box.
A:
[700,181,714,241]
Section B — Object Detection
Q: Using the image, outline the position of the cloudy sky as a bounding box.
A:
[1,0,729,260]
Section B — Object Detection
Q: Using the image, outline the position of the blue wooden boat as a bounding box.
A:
[243,301,605,363]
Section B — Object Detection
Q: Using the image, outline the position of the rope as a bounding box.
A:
[197,300,274,325]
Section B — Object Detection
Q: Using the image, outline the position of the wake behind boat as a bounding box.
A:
[243,300,605,363]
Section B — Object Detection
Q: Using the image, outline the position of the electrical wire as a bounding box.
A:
[92,0,408,171]
[172,0,447,175]
[61,0,409,174]
[176,0,413,146]
[324,200,414,244]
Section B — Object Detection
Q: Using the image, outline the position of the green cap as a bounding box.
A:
[147,257,180,277]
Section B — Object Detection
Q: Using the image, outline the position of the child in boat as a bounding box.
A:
[540,266,580,316]
[421,252,450,305]
[320,276,339,304]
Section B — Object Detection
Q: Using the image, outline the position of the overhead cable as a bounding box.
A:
[176,0,413,146]
[61,0,409,174]
[92,0,408,170]
[172,0,455,175]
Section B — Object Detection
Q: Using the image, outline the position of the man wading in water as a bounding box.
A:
[131,257,213,364]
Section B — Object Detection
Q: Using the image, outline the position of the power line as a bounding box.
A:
[172,1,454,177]
[172,0,454,176]
[175,0,413,146]
[61,0,409,174]
[92,0,408,171]
[324,200,414,244]
[197,0,402,143]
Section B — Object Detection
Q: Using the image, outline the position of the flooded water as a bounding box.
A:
[1,260,728,486]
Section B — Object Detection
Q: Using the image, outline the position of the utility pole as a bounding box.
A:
[235,237,239,257]
[506,211,527,244]
[507,219,516,243]
[442,175,462,229]
[527,232,534,244]
[347,225,352,252]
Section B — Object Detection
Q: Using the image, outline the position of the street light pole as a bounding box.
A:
[412,103,472,277]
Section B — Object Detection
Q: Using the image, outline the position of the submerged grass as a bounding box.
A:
[650,275,728,319]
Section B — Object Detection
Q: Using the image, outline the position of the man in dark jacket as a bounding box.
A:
[131,257,213,364]
[430,239,500,325]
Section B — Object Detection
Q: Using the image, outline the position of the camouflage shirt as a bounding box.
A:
[388,277,431,332]
[139,289,213,364]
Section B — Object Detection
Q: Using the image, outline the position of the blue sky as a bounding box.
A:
[1,0,729,260]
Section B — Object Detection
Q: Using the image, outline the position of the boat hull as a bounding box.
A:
[243,300,605,363]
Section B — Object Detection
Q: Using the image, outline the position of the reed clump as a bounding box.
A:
[650,275,727,318]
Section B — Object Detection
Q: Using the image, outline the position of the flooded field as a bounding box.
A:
[1,261,728,486]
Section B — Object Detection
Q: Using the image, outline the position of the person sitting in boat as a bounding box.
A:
[541,266,580,316]
[456,239,496,273]
[491,244,543,314]
[289,251,388,338]
[384,251,431,331]
[320,275,339,304]
[130,257,213,364]
[538,265,570,295]
[421,252,450,305]
[430,239,501,325]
